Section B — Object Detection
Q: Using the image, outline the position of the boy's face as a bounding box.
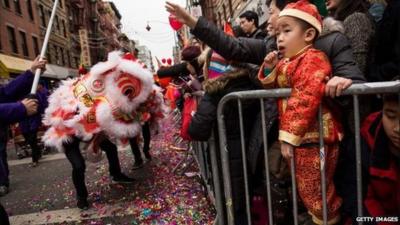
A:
[276,16,310,58]
[382,101,400,150]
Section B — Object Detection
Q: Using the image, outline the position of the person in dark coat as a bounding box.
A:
[239,10,267,40]
[0,56,45,224]
[325,0,375,75]
[19,83,49,166]
[189,69,260,225]
[157,46,203,79]
[0,57,45,194]
[369,0,400,82]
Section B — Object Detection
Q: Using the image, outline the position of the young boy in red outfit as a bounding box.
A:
[361,91,400,224]
[258,0,343,224]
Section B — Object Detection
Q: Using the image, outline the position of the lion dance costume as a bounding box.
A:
[42,51,166,151]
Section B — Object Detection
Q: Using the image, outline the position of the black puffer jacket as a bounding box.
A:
[191,16,365,83]
[188,69,260,225]
[248,28,267,40]
[157,62,190,78]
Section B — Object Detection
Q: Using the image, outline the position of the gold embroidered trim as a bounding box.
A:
[279,130,302,146]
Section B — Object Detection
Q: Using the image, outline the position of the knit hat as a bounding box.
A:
[181,46,201,61]
[279,0,322,34]
[208,52,230,79]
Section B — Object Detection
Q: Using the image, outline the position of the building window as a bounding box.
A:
[222,4,227,21]
[19,31,29,57]
[3,0,10,8]
[60,47,65,66]
[228,0,233,17]
[67,50,71,67]
[47,45,53,63]
[74,57,79,68]
[32,36,39,56]
[48,10,52,27]
[7,26,18,54]
[46,50,52,64]
[14,0,21,14]
[218,12,222,27]
[55,15,60,32]
[55,46,60,65]
[39,5,46,27]
[27,0,34,20]
[62,20,67,37]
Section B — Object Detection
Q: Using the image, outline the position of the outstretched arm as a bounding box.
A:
[165,2,268,65]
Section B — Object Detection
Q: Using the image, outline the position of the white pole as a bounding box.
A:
[30,0,60,94]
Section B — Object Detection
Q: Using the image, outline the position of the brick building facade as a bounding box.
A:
[199,0,269,28]
[0,0,79,80]
[68,0,122,66]
[0,0,41,60]
[39,0,75,68]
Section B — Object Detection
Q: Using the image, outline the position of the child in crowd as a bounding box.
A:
[259,1,343,224]
[361,90,399,223]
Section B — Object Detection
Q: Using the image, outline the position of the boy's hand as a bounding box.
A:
[21,98,38,116]
[263,51,279,69]
[165,1,197,29]
[325,76,352,98]
[31,56,47,73]
[281,142,294,159]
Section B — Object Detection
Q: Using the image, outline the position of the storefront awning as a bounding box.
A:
[0,54,31,77]
[0,53,78,79]
[45,64,78,79]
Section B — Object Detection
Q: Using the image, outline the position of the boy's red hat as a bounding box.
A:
[279,0,322,34]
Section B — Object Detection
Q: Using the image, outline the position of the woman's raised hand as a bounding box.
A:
[165,1,198,29]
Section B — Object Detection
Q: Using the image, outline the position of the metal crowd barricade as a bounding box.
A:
[215,81,400,225]
[189,92,227,225]
[169,91,226,225]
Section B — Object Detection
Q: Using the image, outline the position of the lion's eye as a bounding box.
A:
[117,73,142,100]
[123,87,134,97]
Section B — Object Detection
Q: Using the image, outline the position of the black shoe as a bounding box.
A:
[17,152,25,159]
[112,173,135,183]
[77,198,89,210]
[132,160,144,170]
[0,186,9,197]
[144,152,152,161]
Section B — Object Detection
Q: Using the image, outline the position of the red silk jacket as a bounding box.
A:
[258,47,343,146]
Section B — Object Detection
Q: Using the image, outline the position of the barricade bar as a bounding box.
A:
[260,99,274,225]
[218,81,400,101]
[237,99,252,225]
[215,81,400,225]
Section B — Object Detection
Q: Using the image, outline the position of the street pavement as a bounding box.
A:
[1,121,216,225]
